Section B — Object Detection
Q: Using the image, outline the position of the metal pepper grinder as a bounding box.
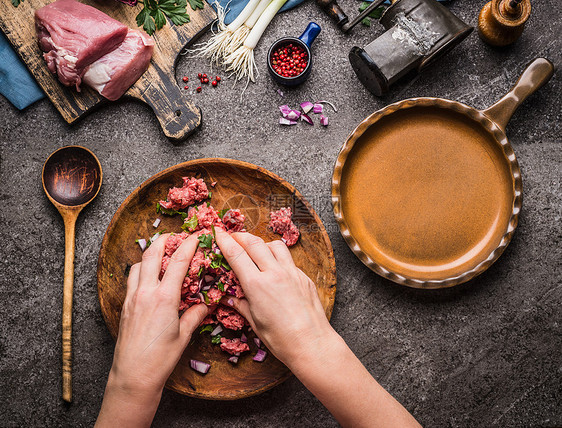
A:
[345,0,473,96]
[478,0,531,46]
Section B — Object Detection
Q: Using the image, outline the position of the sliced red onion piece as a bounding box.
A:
[226,288,236,296]
[315,100,338,112]
[204,274,215,283]
[150,232,160,243]
[301,113,313,125]
[190,359,211,374]
[198,277,205,291]
[313,103,323,114]
[320,115,329,127]
[227,298,234,306]
[152,218,161,228]
[253,349,267,362]
[279,117,297,126]
[197,292,205,302]
[276,89,284,97]
[211,325,223,336]
[300,101,313,114]
[279,105,292,117]
[202,284,211,292]
[240,333,248,343]
[228,355,239,364]
[137,238,147,251]
[235,352,241,356]
[286,110,301,120]
[253,337,262,348]
[214,248,221,255]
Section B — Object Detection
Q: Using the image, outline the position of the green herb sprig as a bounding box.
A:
[136,0,200,36]
[358,2,385,27]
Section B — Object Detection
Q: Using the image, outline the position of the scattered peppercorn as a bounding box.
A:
[212,80,217,87]
[198,73,202,78]
[184,85,189,89]
[182,76,188,82]
[216,76,221,82]
[203,78,209,84]
[196,86,202,92]
[202,73,207,79]
[271,43,308,78]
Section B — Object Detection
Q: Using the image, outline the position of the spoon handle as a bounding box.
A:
[62,213,77,403]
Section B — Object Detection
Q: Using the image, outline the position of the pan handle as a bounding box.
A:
[482,58,554,132]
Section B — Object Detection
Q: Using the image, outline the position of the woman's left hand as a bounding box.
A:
[96,233,210,428]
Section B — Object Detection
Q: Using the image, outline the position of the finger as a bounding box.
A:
[160,234,199,299]
[124,263,141,305]
[215,228,260,286]
[220,296,255,330]
[179,303,212,343]
[138,233,170,289]
[266,240,295,267]
[231,232,278,271]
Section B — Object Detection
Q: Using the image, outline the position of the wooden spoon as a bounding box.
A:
[42,146,102,402]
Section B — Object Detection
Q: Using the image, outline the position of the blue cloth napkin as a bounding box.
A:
[0,32,44,110]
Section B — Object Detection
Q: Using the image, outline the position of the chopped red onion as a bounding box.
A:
[253,337,262,348]
[301,113,313,125]
[320,115,329,127]
[279,117,298,125]
[227,298,234,306]
[279,118,294,125]
[113,0,138,5]
[204,274,215,283]
[226,288,236,296]
[279,105,292,117]
[152,218,161,228]
[150,232,160,243]
[202,284,211,292]
[241,333,247,343]
[315,100,338,112]
[286,110,301,121]
[197,292,205,302]
[228,355,239,364]
[190,359,211,374]
[136,238,147,251]
[211,325,223,336]
[313,103,323,114]
[281,238,287,244]
[300,101,313,114]
[235,352,241,356]
[277,89,284,97]
[253,349,267,362]
[214,248,221,255]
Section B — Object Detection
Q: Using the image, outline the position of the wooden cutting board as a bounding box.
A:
[0,0,216,142]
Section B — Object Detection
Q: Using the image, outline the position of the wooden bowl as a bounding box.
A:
[97,158,336,399]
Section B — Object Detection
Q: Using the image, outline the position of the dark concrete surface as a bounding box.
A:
[1,0,561,426]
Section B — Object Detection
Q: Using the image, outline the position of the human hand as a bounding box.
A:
[97,233,210,427]
[214,229,336,365]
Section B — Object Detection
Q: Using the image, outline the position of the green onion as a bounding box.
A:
[224,0,288,83]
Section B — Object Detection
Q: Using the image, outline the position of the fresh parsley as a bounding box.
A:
[208,191,213,199]
[358,2,385,27]
[217,281,224,292]
[200,325,213,334]
[136,0,192,36]
[188,0,204,10]
[201,290,210,304]
[211,334,222,345]
[156,202,188,219]
[210,253,231,271]
[218,208,230,219]
[197,233,213,248]
[182,214,198,231]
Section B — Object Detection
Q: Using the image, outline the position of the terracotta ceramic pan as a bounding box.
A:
[332,58,554,289]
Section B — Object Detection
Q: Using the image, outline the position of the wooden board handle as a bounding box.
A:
[62,213,77,403]
[133,70,202,143]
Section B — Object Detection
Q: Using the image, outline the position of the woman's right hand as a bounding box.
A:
[214,229,337,365]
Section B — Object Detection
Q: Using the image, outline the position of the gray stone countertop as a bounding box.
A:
[0,0,560,426]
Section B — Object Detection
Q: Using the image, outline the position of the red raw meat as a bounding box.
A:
[83,29,154,101]
[35,0,128,90]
